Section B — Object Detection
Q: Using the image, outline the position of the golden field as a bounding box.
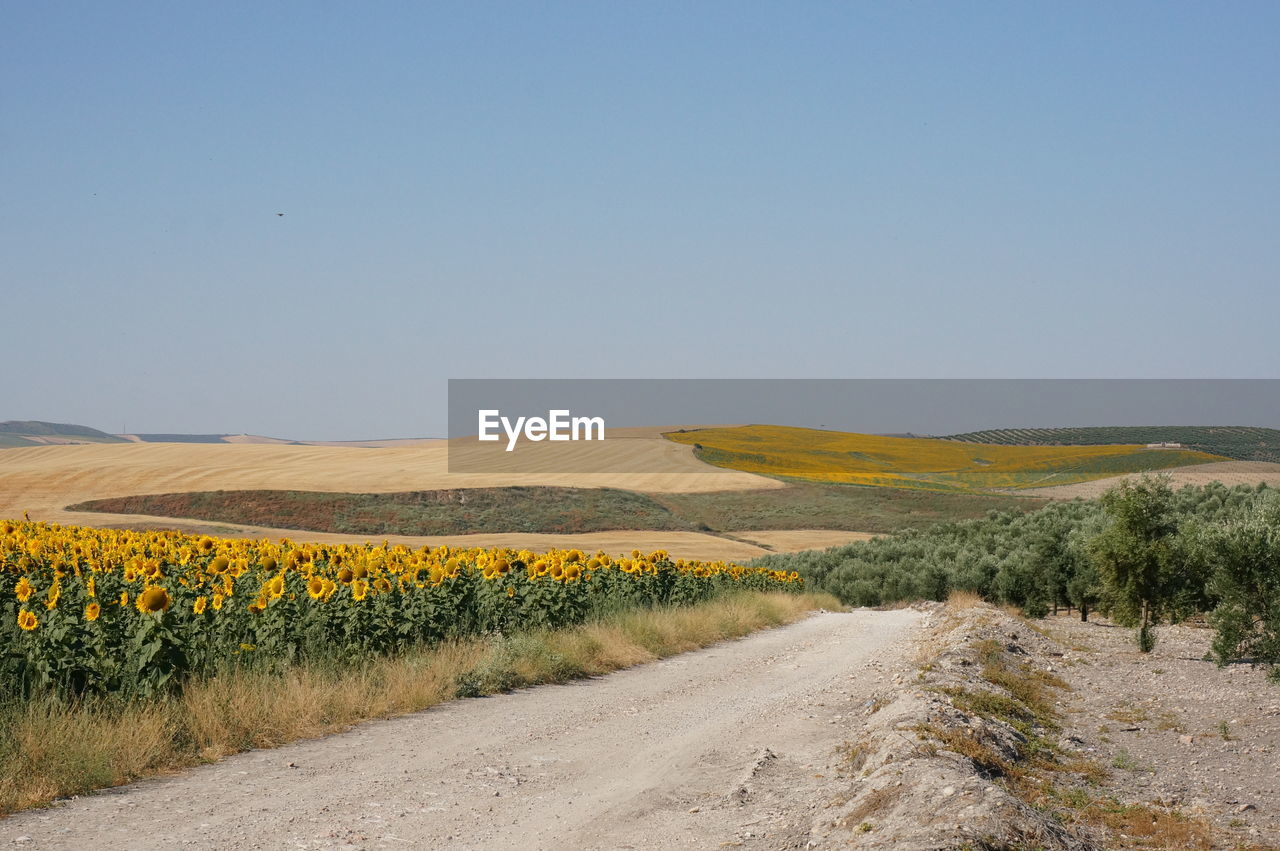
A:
[665,425,1225,491]
[0,438,786,561]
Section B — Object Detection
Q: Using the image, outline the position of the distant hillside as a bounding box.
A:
[128,434,234,444]
[941,426,1280,464]
[0,423,289,446]
[0,421,126,446]
[0,425,423,447]
[0,420,121,439]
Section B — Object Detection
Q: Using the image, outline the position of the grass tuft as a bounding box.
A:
[945,590,985,611]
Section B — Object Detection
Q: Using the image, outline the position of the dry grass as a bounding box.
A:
[944,589,985,611]
[1104,702,1151,725]
[841,784,902,826]
[1052,790,1215,849]
[178,641,487,758]
[0,591,836,815]
[913,722,1018,779]
[0,698,176,812]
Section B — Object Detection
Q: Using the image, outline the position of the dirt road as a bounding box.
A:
[2,610,922,850]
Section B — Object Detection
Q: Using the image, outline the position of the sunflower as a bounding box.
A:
[549,563,565,581]
[15,576,34,603]
[119,591,129,607]
[193,596,208,614]
[506,586,515,598]
[211,593,225,611]
[564,563,582,581]
[337,567,354,584]
[84,601,101,621]
[307,576,325,599]
[45,581,61,610]
[208,556,229,575]
[266,574,285,599]
[351,579,369,601]
[136,585,171,613]
[17,609,38,631]
[374,577,391,593]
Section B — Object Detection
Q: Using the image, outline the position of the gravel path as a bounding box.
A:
[2,610,922,850]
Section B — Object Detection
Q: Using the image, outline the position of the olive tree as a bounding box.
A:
[1200,495,1280,680]
[1090,476,1183,651]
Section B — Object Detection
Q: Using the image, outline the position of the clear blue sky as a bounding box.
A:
[3,2,1277,439]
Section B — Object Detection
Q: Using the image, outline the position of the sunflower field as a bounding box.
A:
[1,520,800,699]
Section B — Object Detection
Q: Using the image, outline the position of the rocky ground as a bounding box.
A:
[810,602,1096,849]
[813,602,1280,849]
[1042,613,1280,849]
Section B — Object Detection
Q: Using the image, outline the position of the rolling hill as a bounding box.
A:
[0,420,127,447]
[663,424,1225,491]
[69,482,1042,538]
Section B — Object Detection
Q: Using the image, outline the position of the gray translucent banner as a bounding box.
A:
[446,379,1280,473]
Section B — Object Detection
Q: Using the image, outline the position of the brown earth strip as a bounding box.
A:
[1020,461,1280,500]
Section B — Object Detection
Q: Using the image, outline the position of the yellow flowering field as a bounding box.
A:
[666,425,1223,491]
[1,520,800,698]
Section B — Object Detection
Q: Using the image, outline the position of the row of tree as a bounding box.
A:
[754,478,1280,677]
